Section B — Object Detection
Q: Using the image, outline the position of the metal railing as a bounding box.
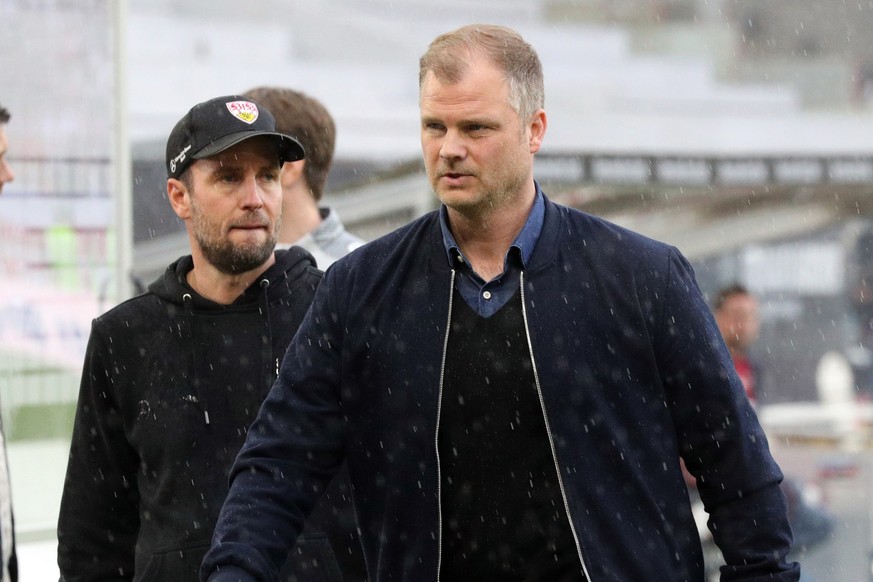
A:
[536,152,873,186]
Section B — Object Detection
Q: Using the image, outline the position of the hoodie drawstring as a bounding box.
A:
[182,293,210,425]
[180,280,276,427]
[259,279,277,392]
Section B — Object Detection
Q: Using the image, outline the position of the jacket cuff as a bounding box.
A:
[206,565,256,582]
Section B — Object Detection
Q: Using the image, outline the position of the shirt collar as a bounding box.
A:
[439,183,545,270]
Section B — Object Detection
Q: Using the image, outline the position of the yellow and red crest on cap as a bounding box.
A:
[225,101,259,124]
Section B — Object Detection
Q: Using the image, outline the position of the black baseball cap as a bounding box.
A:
[165,95,305,179]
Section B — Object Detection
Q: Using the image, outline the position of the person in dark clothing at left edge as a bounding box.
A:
[0,102,19,582]
[56,95,348,581]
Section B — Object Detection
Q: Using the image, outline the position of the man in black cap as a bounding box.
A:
[56,96,344,581]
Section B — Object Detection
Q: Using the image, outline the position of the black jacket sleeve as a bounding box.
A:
[57,320,141,581]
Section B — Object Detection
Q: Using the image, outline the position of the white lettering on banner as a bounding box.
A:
[742,242,844,295]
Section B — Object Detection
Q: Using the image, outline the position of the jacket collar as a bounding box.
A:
[428,184,563,275]
[438,184,545,270]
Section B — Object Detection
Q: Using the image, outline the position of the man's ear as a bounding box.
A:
[280,159,306,188]
[528,109,547,154]
[167,178,191,220]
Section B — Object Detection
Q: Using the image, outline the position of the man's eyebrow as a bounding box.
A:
[209,162,238,172]
[206,158,279,174]
[204,162,240,179]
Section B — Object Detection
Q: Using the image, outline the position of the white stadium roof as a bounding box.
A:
[127,0,873,162]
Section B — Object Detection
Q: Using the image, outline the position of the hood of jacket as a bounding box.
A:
[147,246,316,309]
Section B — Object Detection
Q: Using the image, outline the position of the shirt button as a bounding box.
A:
[482,291,492,300]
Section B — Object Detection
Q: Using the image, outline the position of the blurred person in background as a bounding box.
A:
[202,25,798,582]
[56,95,347,581]
[711,284,833,580]
[0,102,18,582]
[713,283,762,404]
[240,85,367,580]
[243,86,363,270]
[0,105,15,194]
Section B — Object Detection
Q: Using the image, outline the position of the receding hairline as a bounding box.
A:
[418,25,520,86]
[418,24,545,119]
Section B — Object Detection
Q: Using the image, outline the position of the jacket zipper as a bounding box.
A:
[519,271,593,580]
[434,269,456,582]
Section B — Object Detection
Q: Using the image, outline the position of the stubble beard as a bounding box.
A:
[432,162,527,219]
[429,127,531,217]
[192,210,278,275]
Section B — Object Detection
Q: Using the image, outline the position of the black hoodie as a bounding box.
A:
[57,248,357,581]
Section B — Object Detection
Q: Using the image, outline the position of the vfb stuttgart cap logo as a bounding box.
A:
[225,101,259,124]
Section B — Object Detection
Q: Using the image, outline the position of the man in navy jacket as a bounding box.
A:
[202,25,799,581]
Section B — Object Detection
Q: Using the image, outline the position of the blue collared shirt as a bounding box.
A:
[440,185,544,318]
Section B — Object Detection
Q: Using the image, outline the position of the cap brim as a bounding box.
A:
[193,130,305,163]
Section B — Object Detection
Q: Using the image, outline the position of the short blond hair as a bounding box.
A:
[418,24,544,120]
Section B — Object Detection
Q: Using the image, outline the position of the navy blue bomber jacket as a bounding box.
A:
[203,194,799,582]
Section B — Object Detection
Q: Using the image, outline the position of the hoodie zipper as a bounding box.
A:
[519,271,592,580]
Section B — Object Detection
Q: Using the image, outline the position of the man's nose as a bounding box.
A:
[439,130,467,161]
[239,175,265,208]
